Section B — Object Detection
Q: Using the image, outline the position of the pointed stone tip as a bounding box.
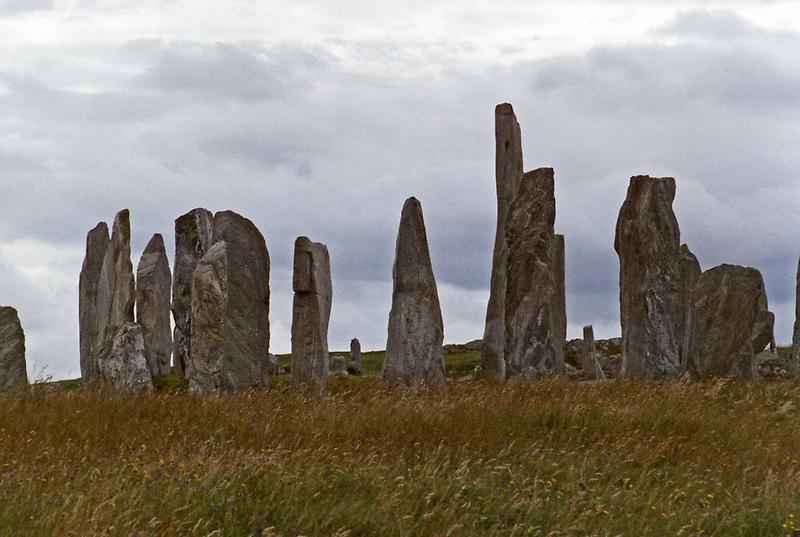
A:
[144,233,165,253]
[402,197,422,213]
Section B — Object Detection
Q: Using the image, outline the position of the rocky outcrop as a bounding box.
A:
[384,197,445,385]
[791,257,800,377]
[189,211,270,394]
[97,322,154,392]
[172,208,214,378]
[505,168,556,380]
[291,237,332,391]
[691,264,774,380]
[0,306,28,392]
[79,222,110,382]
[581,325,606,381]
[481,103,524,381]
[136,234,172,377]
[678,244,701,377]
[551,234,567,375]
[349,337,362,375]
[614,176,682,380]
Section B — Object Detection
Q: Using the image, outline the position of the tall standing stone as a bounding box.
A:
[481,103,524,381]
[188,211,270,394]
[505,168,556,380]
[691,264,774,380]
[581,325,606,381]
[0,306,28,392]
[551,234,567,375]
[614,176,682,380]
[79,222,110,382]
[291,237,332,391]
[350,337,362,375]
[678,244,701,377]
[384,197,445,386]
[791,257,800,377]
[172,208,214,378]
[136,233,172,377]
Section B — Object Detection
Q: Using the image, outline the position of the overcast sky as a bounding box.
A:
[1,1,798,380]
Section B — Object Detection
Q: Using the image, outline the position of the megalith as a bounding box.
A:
[97,322,154,392]
[691,264,774,380]
[383,197,445,385]
[551,234,567,375]
[504,168,556,380]
[481,103,524,381]
[678,244,701,377]
[614,176,682,380]
[79,222,110,382]
[791,257,800,377]
[0,306,28,392]
[581,325,606,381]
[136,233,172,377]
[291,236,332,391]
[172,208,214,378]
[349,337,362,375]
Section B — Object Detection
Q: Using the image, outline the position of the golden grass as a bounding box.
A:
[3,376,800,536]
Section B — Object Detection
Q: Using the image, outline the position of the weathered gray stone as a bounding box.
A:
[291,236,332,391]
[0,306,28,392]
[581,325,606,381]
[189,211,270,394]
[692,264,774,380]
[384,197,445,385]
[791,257,800,377]
[678,244,701,377]
[136,233,172,377]
[172,208,214,378]
[481,103,524,381]
[614,176,682,380]
[551,234,567,375]
[97,322,154,392]
[504,168,556,380]
[79,222,110,382]
[330,355,348,376]
[349,337,362,375]
[94,210,136,387]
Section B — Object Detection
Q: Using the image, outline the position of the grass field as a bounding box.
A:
[3,350,800,536]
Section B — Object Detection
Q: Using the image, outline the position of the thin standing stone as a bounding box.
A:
[79,222,110,382]
[0,306,28,393]
[136,233,172,376]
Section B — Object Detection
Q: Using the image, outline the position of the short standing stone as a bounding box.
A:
[291,236,332,391]
[481,103,524,381]
[505,168,556,380]
[551,234,567,375]
[581,325,606,381]
[79,222,110,382]
[0,306,28,392]
[136,233,172,377]
[172,208,215,378]
[349,337,362,375]
[266,353,279,377]
[614,176,682,380]
[384,197,445,385]
[692,264,774,380]
[791,257,800,377]
[97,322,154,392]
[678,244,701,377]
[330,355,348,376]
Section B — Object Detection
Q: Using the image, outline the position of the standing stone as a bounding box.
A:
[692,264,774,380]
[791,257,800,377]
[505,168,556,380]
[349,337,362,375]
[172,208,214,378]
[581,325,606,381]
[97,322,154,392]
[188,211,270,394]
[291,237,332,391]
[614,176,682,380]
[481,103,524,381]
[93,210,136,387]
[136,234,172,377]
[330,355,348,376]
[0,306,28,392]
[678,244,701,377]
[79,222,110,382]
[551,234,567,375]
[384,197,445,385]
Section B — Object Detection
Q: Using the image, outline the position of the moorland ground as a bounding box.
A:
[2,350,800,536]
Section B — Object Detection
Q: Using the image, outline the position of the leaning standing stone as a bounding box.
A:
[349,337,362,375]
[614,176,682,380]
[136,234,172,377]
[97,322,154,392]
[79,222,110,382]
[678,244,701,377]
[0,306,28,393]
[481,103,524,381]
[384,197,446,386]
[551,234,567,375]
[172,208,214,378]
[581,325,606,381]
[791,257,800,377]
[505,168,556,380]
[291,237,332,391]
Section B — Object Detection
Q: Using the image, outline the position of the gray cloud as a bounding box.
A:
[0,0,54,16]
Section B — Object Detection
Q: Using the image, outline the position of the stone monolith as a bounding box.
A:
[551,234,567,375]
[0,306,28,392]
[692,264,774,380]
[581,325,606,381]
[79,222,110,382]
[481,103,524,381]
[505,168,556,380]
[791,257,800,377]
[383,197,445,385]
[614,176,682,380]
[136,233,172,377]
[349,337,362,375]
[172,208,214,378]
[291,236,332,391]
[678,244,701,377]
[97,322,154,392]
